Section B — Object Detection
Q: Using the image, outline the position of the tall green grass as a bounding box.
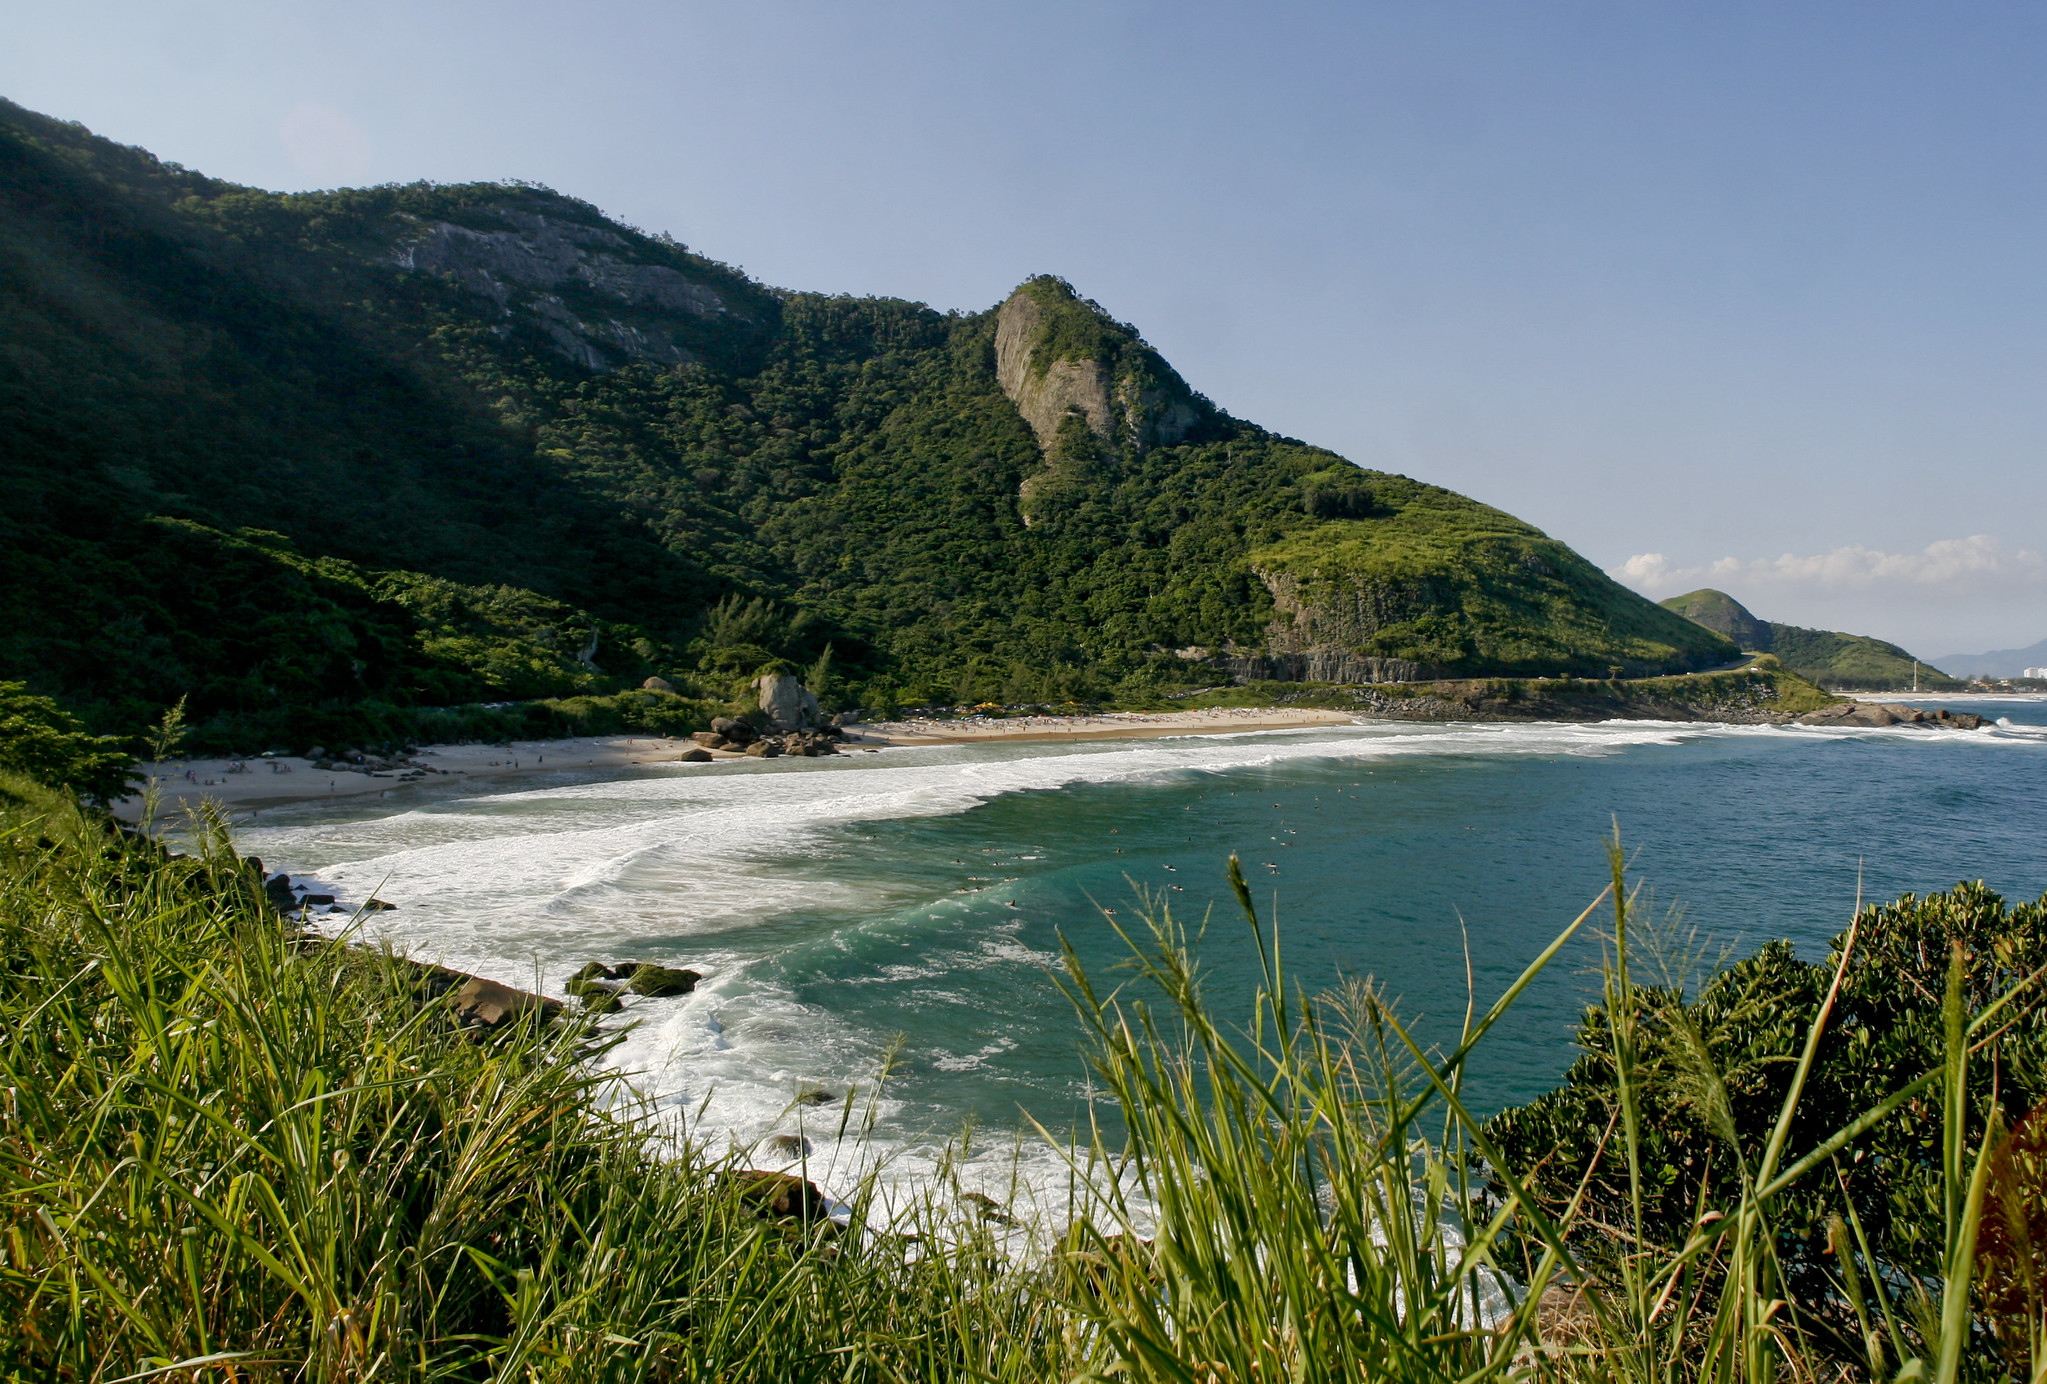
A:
[1,777,2039,1381]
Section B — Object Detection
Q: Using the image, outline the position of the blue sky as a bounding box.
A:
[9,1,2044,658]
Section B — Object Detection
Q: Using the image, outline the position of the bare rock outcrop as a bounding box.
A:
[1796,702,1986,730]
[388,205,734,371]
[1223,651,1448,685]
[755,673,821,731]
[992,280,1201,456]
[1222,565,1454,684]
[995,290,1118,449]
[1256,567,1449,655]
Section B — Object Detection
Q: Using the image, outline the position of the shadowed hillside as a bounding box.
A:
[1,98,1733,747]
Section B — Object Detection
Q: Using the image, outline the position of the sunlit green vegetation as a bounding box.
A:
[3,756,2041,1379]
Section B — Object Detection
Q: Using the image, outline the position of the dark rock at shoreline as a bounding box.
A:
[450,975,563,1029]
[363,897,396,910]
[962,1191,1017,1226]
[691,731,728,749]
[1796,702,1988,730]
[726,1169,831,1223]
[677,748,712,762]
[744,740,780,758]
[763,1133,812,1159]
[626,964,700,996]
[711,717,756,745]
[566,977,625,1013]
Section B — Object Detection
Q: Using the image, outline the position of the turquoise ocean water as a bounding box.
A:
[243,697,2047,1198]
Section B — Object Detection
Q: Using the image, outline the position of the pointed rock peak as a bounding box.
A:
[994,277,1203,454]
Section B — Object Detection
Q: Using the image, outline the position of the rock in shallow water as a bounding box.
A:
[626,964,700,997]
[450,976,563,1029]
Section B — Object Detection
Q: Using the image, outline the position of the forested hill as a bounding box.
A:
[0,98,1732,749]
[1659,589,1961,691]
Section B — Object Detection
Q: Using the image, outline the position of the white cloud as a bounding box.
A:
[1613,535,2047,599]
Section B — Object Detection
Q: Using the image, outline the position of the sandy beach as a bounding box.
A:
[113,707,1359,819]
[861,706,1356,745]
[113,734,759,822]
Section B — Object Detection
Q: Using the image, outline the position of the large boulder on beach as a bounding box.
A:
[691,731,728,749]
[743,740,781,758]
[710,717,756,745]
[677,747,712,763]
[755,673,821,732]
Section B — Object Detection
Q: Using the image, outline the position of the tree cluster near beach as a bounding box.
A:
[0,682,136,802]
[1,96,1729,753]
[2,771,2041,1380]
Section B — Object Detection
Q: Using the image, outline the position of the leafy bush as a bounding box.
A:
[1488,873,2047,1373]
[0,680,136,802]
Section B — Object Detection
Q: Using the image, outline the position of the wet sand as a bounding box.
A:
[112,735,737,821]
[113,708,1358,819]
[861,706,1356,745]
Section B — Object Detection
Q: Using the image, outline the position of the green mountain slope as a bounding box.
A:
[1659,588,1771,652]
[1658,589,1959,690]
[0,98,1733,747]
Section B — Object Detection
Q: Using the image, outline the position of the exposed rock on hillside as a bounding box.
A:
[993,278,1201,455]
[1256,565,1445,656]
[1223,651,1447,684]
[389,205,739,370]
[1239,475,1737,680]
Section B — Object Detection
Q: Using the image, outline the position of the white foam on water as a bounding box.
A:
[244,714,2042,1203]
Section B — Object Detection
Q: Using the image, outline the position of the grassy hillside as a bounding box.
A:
[1659,587,1771,651]
[3,97,1729,747]
[1250,478,1734,677]
[1658,589,1960,690]
[1764,622,1962,690]
[3,775,2037,1378]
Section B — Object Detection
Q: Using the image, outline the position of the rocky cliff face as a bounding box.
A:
[1238,564,1456,680]
[389,205,738,371]
[1255,566,1449,655]
[1222,651,1448,684]
[993,290,1116,447]
[991,280,1200,454]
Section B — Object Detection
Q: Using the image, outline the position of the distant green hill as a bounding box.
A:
[1658,589,1959,691]
[1660,589,1771,653]
[0,98,1732,749]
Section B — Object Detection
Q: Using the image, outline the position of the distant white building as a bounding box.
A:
[2026,666,2047,679]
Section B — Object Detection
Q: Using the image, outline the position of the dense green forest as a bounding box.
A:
[0,97,1731,751]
